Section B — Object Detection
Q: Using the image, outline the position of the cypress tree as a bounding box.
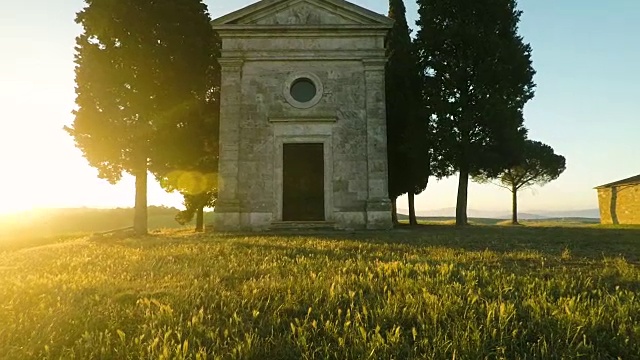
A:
[385,0,429,225]
[67,0,218,234]
[415,0,535,226]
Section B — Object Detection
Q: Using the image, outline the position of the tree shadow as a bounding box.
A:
[216,224,640,263]
[88,224,640,264]
[610,186,619,225]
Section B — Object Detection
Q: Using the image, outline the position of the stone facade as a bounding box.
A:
[211,0,394,231]
[597,182,640,225]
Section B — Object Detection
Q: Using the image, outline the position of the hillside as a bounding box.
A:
[0,207,214,243]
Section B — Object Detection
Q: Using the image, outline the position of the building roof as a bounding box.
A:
[210,0,393,27]
[595,174,640,189]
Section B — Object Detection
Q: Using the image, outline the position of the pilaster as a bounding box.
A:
[214,58,243,230]
[363,58,393,229]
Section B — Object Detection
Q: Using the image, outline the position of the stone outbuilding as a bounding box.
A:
[595,174,640,225]
[210,0,394,231]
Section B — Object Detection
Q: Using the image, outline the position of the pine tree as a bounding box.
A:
[475,140,566,224]
[415,0,535,226]
[66,0,218,234]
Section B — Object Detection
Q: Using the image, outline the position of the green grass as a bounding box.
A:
[1,225,639,359]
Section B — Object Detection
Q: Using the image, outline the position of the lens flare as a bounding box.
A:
[161,170,217,195]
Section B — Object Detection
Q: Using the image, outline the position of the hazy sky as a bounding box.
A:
[1,0,638,214]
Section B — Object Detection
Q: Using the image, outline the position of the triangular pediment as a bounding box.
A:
[211,0,393,27]
[242,1,362,26]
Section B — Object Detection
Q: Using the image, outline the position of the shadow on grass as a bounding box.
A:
[214,224,640,263]
[80,223,640,264]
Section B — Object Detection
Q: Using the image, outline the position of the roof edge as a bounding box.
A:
[211,0,393,26]
[594,174,640,189]
[211,0,283,25]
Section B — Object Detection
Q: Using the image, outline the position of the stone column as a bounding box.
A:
[363,58,393,229]
[214,58,243,230]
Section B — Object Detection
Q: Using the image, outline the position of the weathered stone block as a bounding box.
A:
[333,211,367,230]
[333,179,349,192]
[366,211,393,230]
[348,179,366,193]
[240,212,273,230]
[212,212,241,231]
[368,179,387,199]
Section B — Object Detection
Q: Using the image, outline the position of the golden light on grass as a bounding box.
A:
[2,227,640,358]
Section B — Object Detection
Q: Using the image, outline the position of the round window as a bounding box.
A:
[283,73,323,109]
[290,78,317,103]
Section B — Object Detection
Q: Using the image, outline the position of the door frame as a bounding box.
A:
[273,129,333,222]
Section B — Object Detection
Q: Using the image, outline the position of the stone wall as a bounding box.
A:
[235,59,382,229]
[597,184,640,224]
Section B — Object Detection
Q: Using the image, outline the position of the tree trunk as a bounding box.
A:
[457,112,471,227]
[408,192,417,225]
[391,197,398,225]
[455,169,469,226]
[195,206,204,232]
[511,185,519,225]
[133,168,148,235]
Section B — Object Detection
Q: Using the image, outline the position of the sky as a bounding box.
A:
[0,0,638,215]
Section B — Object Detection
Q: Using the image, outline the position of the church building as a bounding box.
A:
[211,0,394,230]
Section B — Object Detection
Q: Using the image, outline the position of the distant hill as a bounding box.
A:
[0,206,214,242]
[398,207,600,220]
[537,209,600,219]
[398,207,505,218]
[396,213,600,226]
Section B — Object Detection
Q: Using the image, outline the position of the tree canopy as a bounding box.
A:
[414,0,535,226]
[66,0,219,234]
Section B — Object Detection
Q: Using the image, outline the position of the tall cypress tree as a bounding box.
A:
[415,0,535,226]
[67,0,218,234]
[385,0,429,225]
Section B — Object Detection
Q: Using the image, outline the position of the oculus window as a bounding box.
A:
[290,78,316,103]
[283,72,323,109]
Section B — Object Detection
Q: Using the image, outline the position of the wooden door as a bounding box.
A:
[282,143,325,221]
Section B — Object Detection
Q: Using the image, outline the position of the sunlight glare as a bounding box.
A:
[163,170,217,196]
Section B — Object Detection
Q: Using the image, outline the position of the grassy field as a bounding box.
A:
[0,207,600,248]
[1,225,639,359]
